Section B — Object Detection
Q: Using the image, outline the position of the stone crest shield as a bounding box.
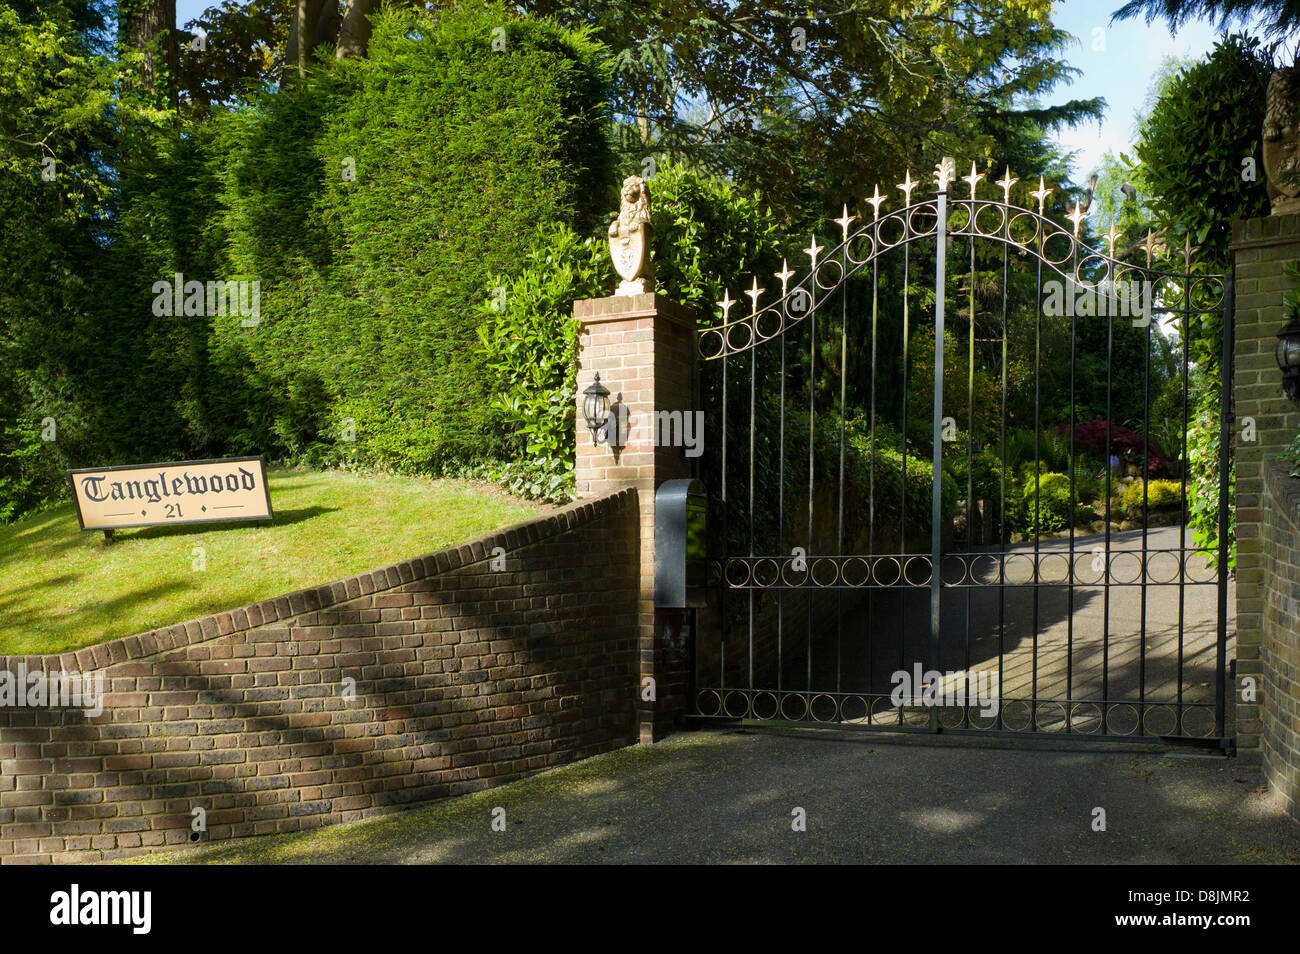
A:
[608,175,655,295]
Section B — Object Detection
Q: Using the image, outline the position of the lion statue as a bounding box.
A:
[608,175,655,295]
[1264,67,1300,214]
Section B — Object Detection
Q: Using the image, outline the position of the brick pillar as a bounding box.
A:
[574,293,696,743]
[1230,214,1300,766]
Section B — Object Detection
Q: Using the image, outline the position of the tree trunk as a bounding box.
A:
[284,0,332,79]
[123,0,178,106]
[336,0,376,59]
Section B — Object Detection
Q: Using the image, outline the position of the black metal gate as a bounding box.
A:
[693,160,1233,743]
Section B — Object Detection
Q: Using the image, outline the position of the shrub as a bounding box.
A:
[476,224,614,501]
[1120,478,1184,513]
[1021,472,1097,535]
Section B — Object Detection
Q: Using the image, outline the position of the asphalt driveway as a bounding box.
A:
[125,728,1300,865]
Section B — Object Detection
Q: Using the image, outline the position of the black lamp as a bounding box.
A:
[1277,312,1300,401]
[582,373,611,443]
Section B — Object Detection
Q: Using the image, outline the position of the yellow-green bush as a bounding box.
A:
[1120,479,1184,512]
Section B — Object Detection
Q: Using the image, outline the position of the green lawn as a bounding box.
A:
[0,468,548,656]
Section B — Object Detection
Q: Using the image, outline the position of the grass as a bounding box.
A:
[0,468,549,656]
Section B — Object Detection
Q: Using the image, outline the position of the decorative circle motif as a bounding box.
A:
[900,704,930,727]
[699,328,725,360]
[842,557,870,588]
[814,256,845,291]
[1039,553,1070,584]
[973,202,1007,238]
[845,232,876,267]
[725,320,753,354]
[1189,275,1225,313]
[752,558,779,588]
[1110,552,1143,585]
[723,690,751,719]
[870,695,898,724]
[778,691,809,722]
[1181,705,1217,739]
[1008,211,1039,246]
[755,307,783,340]
[751,691,779,721]
[1106,703,1140,736]
[724,559,752,588]
[811,557,839,587]
[1042,229,1074,265]
[1001,699,1032,731]
[810,693,839,723]
[872,556,902,587]
[1035,701,1067,732]
[907,204,938,238]
[941,554,968,586]
[781,558,809,587]
[967,703,999,730]
[1004,553,1035,585]
[696,689,722,717]
[1146,551,1180,585]
[1142,704,1178,737]
[1069,702,1103,734]
[840,695,868,723]
[946,202,971,233]
[876,212,906,248]
[970,554,1000,585]
[1185,550,1219,583]
[1073,551,1103,585]
[903,556,932,587]
[938,704,966,729]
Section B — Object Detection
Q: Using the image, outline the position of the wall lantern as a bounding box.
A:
[583,372,612,444]
[1277,312,1300,401]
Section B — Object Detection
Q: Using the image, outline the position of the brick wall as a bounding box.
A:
[1260,461,1300,822]
[0,489,639,864]
[1231,214,1300,767]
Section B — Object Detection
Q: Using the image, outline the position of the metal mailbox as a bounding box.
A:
[654,478,707,608]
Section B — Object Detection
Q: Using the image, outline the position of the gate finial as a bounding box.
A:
[745,277,765,314]
[867,184,886,220]
[775,259,794,296]
[717,288,734,322]
[996,167,1018,204]
[804,234,824,267]
[897,170,917,205]
[835,204,856,241]
[962,161,984,199]
[1030,175,1052,214]
[1067,200,1087,236]
[933,157,956,192]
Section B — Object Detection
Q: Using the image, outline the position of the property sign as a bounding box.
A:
[68,456,273,531]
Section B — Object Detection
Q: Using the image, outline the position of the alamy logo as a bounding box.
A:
[1041,278,1155,327]
[0,665,102,717]
[49,884,151,934]
[151,272,261,327]
[890,663,1000,717]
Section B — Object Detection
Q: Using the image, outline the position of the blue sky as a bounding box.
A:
[1046,0,1266,180]
[173,0,1255,184]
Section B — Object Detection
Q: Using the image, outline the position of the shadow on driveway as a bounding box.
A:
[124,728,1300,865]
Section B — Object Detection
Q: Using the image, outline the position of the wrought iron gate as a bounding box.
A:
[692,160,1233,743]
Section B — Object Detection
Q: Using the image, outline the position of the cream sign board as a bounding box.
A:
[69,456,273,531]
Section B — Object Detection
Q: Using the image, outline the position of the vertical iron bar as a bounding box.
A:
[838,236,849,695]
[778,287,786,693]
[808,260,818,696]
[1216,276,1234,740]
[749,304,756,690]
[1177,240,1191,735]
[930,187,948,732]
[998,198,1010,729]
